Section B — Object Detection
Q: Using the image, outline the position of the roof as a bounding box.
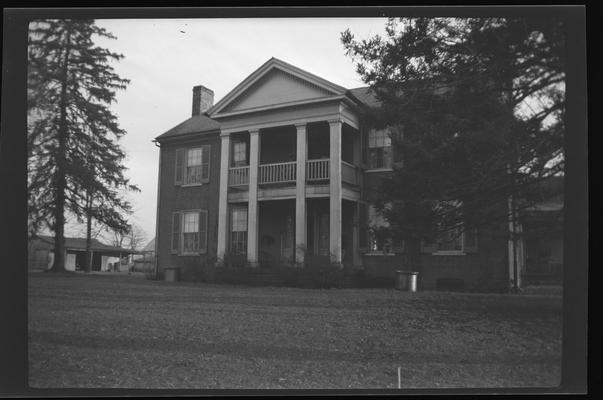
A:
[155,114,221,142]
[207,57,348,116]
[347,86,381,109]
[36,235,138,254]
[142,237,155,252]
[155,59,381,141]
[524,200,563,212]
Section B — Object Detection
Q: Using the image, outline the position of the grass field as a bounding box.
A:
[28,272,562,389]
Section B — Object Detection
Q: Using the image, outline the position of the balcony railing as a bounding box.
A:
[259,161,297,184]
[229,166,249,186]
[306,158,329,181]
[228,159,361,187]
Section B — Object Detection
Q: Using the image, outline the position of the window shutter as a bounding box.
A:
[175,149,184,185]
[393,239,405,253]
[198,210,208,253]
[358,204,368,250]
[463,228,478,253]
[420,239,437,254]
[171,212,181,254]
[201,145,210,183]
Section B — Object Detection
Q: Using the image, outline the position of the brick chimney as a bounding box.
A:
[191,85,214,116]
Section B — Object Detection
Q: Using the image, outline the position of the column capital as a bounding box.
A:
[248,128,260,136]
[219,131,231,138]
[294,122,307,130]
[328,118,343,127]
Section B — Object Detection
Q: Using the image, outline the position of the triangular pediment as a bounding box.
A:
[208,58,347,116]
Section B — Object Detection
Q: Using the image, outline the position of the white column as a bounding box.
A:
[329,119,343,264]
[295,123,307,266]
[247,129,260,267]
[217,133,231,260]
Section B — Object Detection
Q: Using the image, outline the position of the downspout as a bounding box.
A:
[153,139,162,280]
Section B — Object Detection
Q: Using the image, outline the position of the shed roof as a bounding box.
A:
[36,235,138,254]
[155,114,221,142]
[347,86,381,109]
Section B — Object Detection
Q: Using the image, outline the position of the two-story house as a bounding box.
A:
[154,57,515,291]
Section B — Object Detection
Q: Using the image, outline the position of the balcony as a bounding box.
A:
[341,161,360,186]
[228,159,360,187]
[259,161,296,184]
[229,166,249,186]
[306,158,329,181]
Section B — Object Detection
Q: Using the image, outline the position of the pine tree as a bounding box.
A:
[342,17,565,286]
[28,19,138,272]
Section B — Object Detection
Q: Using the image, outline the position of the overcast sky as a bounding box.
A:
[63,18,388,244]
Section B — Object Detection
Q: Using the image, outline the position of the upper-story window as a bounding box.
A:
[232,141,247,167]
[368,129,392,169]
[175,145,210,185]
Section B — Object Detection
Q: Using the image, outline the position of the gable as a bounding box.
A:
[221,68,338,113]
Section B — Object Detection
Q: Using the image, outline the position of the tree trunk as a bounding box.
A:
[85,191,93,272]
[85,195,92,272]
[50,26,71,273]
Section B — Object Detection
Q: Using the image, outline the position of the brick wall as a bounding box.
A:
[156,134,221,281]
[362,226,509,292]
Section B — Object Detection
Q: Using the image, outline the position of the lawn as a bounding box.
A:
[28,272,562,389]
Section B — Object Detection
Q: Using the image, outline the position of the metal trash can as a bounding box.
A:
[164,267,180,282]
[395,270,419,292]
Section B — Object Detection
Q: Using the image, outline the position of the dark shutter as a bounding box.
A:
[358,204,368,250]
[171,212,180,254]
[393,239,405,253]
[199,210,208,253]
[201,145,210,183]
[463,228,478,253]
[420,239,437,254]
[175,149,184,185]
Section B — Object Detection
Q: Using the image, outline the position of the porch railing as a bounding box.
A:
[229,166,249,186]
[259,161,297,184]
[306,158,329,181]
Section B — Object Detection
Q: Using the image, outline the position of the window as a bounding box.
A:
[368,129,392,169]
[230,207,248,255]
[232,141,247,167]
[171,210,208,255]
[421,226,478,254]
[175,145,210,185]
[437,227,464,252]
[365,204,404,253]
[183,212,200,253]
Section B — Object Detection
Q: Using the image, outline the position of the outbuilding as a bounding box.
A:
[28,235,138,272]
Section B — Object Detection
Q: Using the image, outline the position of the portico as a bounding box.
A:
[206,58,364,268]
[216,117,361,267]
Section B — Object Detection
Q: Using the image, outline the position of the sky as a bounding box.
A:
[63,18,389,244]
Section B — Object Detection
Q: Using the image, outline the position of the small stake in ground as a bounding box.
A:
[398,366,401,389]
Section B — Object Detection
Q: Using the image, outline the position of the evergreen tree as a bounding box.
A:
[342,17,565,290]
[341,16,564,245]
[28,19,138,272]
